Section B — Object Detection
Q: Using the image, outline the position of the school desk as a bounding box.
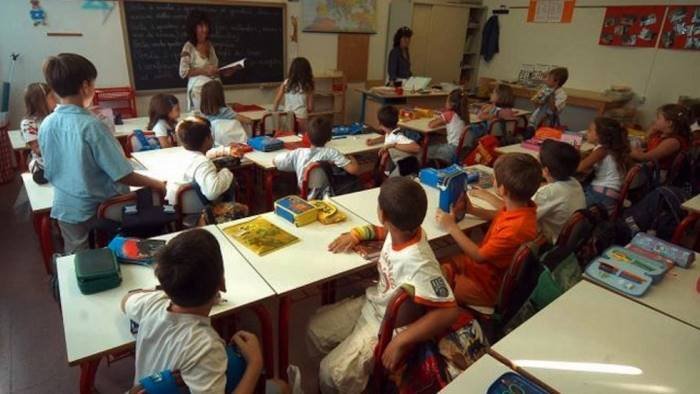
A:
[491,280,700,393]
[357,88,450,129]
[439,355,513,393]
[495,141,595,158]
[9,129,29,170]
[492,82,628,115]
[239,136,298,211]
[325,133,382,156]
[58,225,276,394]
[330,165,496,242]
[217,207,373,379]
[674,195,700,249]
[20,172,54,274]
[585,254,700,330]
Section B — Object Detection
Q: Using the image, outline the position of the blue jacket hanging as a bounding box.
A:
[481,15,500,62]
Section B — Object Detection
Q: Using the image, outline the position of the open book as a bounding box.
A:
[219,58,246,72]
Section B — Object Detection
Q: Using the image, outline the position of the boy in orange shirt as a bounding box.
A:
[436,153,542,307]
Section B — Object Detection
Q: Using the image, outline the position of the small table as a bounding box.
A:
[20,172,54,274]
[674,194,700,249]
[9,129,29,170]
[217,208,373,380]
[59,225,276,393]
[439,355,519,393]
[492,281,700,393]
[331,166,496,242]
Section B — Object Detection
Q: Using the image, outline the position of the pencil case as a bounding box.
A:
[487,372,548,394]
[332,122,365,136]
[274,195,318,227]
[248,136,284,152]
[585,256,652,297]
[74,248,122,295]
[630,233,695,268]
[419,165,469,212]
[600,246,669,283]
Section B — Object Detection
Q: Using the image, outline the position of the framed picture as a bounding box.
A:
[301,0,376,33]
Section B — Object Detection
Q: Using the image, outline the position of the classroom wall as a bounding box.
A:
[478,0,700,126]
[0,0,391,129]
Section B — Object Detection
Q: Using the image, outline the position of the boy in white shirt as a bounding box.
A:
[273,116,359,189]
[312,177,459,393]
[165,116,234,204]
[121,229,263,394]
[528,67,568,133]
[366,105,421,176]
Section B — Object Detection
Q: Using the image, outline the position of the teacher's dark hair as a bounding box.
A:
[393,26,413,48]
[186,10,212,45]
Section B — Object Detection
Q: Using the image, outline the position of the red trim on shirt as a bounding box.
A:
[413,296,457,308]
[391,228,423,251]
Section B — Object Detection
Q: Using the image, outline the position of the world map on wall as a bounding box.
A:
[302,0,376,33]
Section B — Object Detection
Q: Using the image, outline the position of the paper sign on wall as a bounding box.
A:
[527,0,576,23]
[599,6,666,48]
[659,5,700,50]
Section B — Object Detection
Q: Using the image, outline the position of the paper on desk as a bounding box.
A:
[219,58,246,72]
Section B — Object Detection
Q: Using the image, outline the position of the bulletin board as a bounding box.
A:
[599,6,666,48]
[659,5,700,50]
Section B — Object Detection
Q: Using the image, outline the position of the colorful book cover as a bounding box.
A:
[276,195,315,214]
[223,217,299,256]
[107,236,166,266]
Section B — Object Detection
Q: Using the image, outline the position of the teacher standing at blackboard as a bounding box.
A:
[179,11,229,111]
[387,26,413,84]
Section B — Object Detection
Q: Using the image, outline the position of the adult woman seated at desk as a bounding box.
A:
[387,26,413,85]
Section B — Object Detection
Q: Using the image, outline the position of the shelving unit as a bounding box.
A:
[312,72,347,124]
[460,6,487,92]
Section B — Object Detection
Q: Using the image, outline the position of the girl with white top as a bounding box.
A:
[21,82,56,181]
[577,117,630,214]
[273,57,314,134]
[427,88,468,164]
[147,94,180,148]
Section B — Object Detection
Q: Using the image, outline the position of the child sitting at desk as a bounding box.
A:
[473,140,584,243]
[366,105,421,176]
[165,116,234,205]
[427,88,468,163]
[39,53,165,253]
[200,80,247,146]
[474,84,517,139]
[121,229,268,394]
[21,82,56,182]
[147,93,180,148]
[436,153,541,307]
[631,104,690,180]
[273,57,314,134]
[315,177,458,393]
[528,67,568,133]
[273,116,359,197]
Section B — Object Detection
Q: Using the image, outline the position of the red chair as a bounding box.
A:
[556,210,595,252]
[373,150,391,185]
[611,164,643,220]
[261,112,297,136]
[300,161,330,199]
[92,87,137,119]
[672,213,700,252]
[94,190,165,247]
[174,183,207,229]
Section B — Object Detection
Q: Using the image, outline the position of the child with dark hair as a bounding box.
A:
[366,105,421,176]
[427,88,469,163]
[437,153,541,307]
[273,57,315,133]
[474,84,518,139]
[39,53,164,253]
[578,117,630,214]
[631,104,690,174]
[121,229,265,394]
[314,177,458,392]
[147,94,180,148]
[528,67,569,131]
[388,26,413,83]
[273,116,359,196]
[21,82,56,178]
[200,80,236,121]
[165,116,234,205]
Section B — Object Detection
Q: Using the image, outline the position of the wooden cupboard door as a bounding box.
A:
[410,3,432,77]
[426,5,469,83]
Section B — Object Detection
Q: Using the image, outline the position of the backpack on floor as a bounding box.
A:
[463,135,499,167]
[621,186,689,241]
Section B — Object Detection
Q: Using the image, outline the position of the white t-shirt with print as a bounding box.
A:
[441,110,466,147]
[385,127,417,163]
[362,229,456,326]
[125,291,227,394]
[533,177,586,243]
[273,146,350,187]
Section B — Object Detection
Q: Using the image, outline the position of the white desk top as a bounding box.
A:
[492,281,700,394]
[586,257,700,330]
[326,133,382,156]
[20,172,53,212]
[242,135,300,170]
[59,225,274,365]
[237,110,268,123]
[398,117,446,134]
[114,116,149,138]
[9,129,27,151]
[131,146,191,181]
[217,206,373,295]
[439,355,514,393]
[495,141,595,158]
[681,194,700,214]
[331,166,495,241]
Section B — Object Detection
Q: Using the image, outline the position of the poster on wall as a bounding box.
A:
[301,0,376,33]
[527,0,576,23]
[659,5,700,50]
[599,6,666,47]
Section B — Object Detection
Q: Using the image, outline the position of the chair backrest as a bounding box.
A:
[612,164,643,220]
[126,130,157,156]
[301,161,330,199]
[261,112,297,136]
[92,87,137,119]
[175,183,207,228]
[556,209,596,253]
[97,190,164,223]
[666,150,687,186]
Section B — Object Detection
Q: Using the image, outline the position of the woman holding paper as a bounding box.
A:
[179,11,235,111]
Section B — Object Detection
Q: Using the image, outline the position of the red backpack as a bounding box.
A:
[463,135,500,166]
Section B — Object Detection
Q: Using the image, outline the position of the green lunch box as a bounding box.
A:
[75,248,122,295]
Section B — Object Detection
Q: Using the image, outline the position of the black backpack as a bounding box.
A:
[621,186,689,241]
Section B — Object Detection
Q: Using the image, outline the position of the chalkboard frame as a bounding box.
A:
[119,0,287,93]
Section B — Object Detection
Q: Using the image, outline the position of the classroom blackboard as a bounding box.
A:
[121,1,286,91]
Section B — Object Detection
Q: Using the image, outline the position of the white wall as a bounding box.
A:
[0,0,391,128]
[479,0,700,125]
